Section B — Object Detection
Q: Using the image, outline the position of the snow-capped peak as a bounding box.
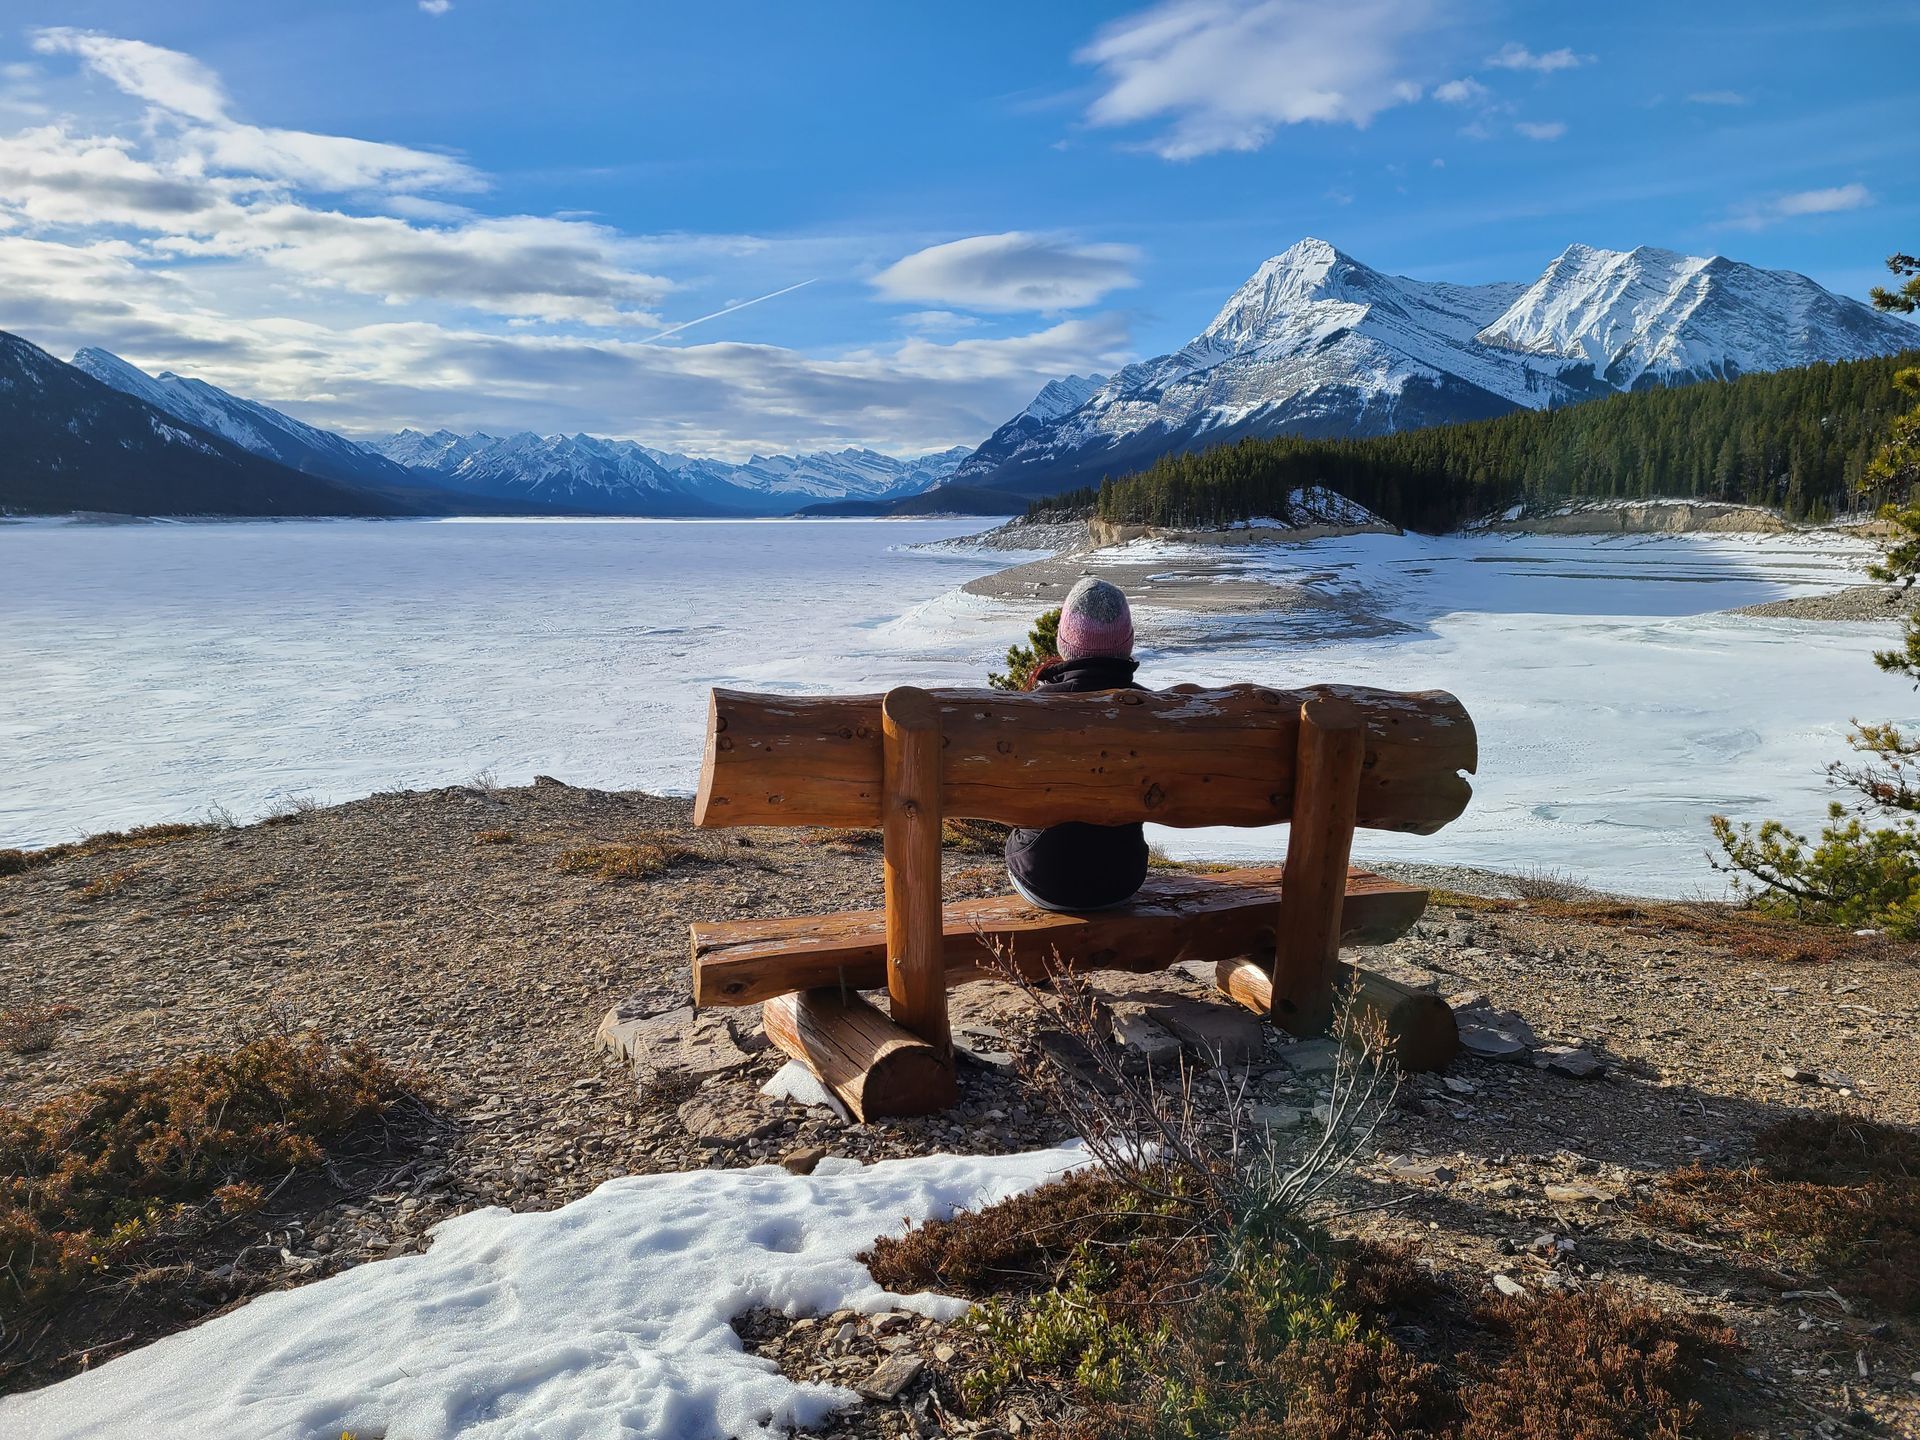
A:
[1474,243,1915,389]
[1021,373,1108,422]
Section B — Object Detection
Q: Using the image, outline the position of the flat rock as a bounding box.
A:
[1491,1273,1528,1299]
[1534,1045,1604,1080]
[1542,1181,1616,1206]
[596,1002,764,1089]
[1148,999,1266,1067]
[781,1146,832,1176]
[1274,1037,1339,1074]
[1458,1024,1530,1061]
[860,1351,925,1401]
[1109,1003,1182,1065]
[676,1091,782,1148]
[1249,1103,1305,1129]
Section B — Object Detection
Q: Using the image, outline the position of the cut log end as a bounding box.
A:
[1216,955,1459,1073]
[763,988,957,1121]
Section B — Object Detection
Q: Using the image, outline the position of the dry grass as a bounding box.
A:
[0,1005,80,1056]
[0,822,204,879]
[801,827,881,853]
[556,832,702,881]
[472,829,516,846]
[0,1033,409,1323]
[1641,1113,1920,1314]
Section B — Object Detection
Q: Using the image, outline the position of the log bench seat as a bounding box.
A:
[687,682,1479,1119]
[692,864,1427,1004]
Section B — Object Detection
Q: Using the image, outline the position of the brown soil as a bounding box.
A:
[1,781,1917,1434]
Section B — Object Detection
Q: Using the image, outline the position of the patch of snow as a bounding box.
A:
[4,1146,1087,1440]
[761,1059,851,1122]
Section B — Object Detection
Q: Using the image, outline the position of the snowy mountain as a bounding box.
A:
[948,239,1918,497]
[71,348,418,493]
[371,431,970,515]
[0,332,406,517]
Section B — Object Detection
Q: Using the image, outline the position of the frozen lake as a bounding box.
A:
[2,516,1908,896]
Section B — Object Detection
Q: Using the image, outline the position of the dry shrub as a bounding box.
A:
[0,1004,80,1056]
[942,818,1012,855]
[77,867,139,903]
[472,829,516,846]
[1444,888,1891,968]
[864,1171,1186,1299]
[556,832,701,881]
[177,880,269,916]
[0,1034,408,1320]
[1458,1289,1737,1440]
[0,823,203,879]
[1642,1113,1920,1313]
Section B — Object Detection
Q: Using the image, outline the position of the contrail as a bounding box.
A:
[639,278,817,343]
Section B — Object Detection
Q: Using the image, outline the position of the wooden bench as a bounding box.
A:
[689,682,1477,1119]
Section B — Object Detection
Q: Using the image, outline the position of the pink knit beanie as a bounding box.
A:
[1056,576,1134,660]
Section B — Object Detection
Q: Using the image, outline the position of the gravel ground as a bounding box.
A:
[2,782,1917,1433]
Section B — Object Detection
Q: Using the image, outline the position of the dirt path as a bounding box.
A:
[1,783,1916,1431]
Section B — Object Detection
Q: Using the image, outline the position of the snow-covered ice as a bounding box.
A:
[1,1146,1087,1440]
[2,516,1910,896]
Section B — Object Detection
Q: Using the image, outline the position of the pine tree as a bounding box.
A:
[1713,250,1920,933]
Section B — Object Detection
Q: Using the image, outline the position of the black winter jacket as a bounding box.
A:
[1004,655,1150,911]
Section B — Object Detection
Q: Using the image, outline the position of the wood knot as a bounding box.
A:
[717,736,734,752]
[996,739,1012,754]
[1119,692,1145,705]
[1143,783,1165,810]
[714,716,729,732]
[839,726,854,739]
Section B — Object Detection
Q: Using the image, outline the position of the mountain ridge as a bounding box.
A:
[945,238,1918,497]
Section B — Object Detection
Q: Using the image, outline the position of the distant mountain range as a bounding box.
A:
[942,239,1919,497]
[4,237,1911,519]
[364,428,969,516]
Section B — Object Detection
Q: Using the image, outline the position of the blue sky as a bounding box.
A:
[0,0,1912,456]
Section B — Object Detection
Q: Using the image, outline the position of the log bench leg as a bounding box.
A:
[1216,955,1459,1073]
[762,989,958,1121]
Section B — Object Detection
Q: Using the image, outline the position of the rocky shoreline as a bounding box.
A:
[2,782,1916,1428]
[1730,583,1910,622]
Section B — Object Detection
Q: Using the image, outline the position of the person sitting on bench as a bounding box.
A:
[1005,576,1151,913]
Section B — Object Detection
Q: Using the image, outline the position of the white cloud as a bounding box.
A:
[1687,90,1747,106]
[0,34,1135,454]
[1485,43,1588,74]
[1076,0,1439,159]
[33,28,480,193]
[1514,120,1567,141]
[420,0,454,14]
[1432,77,1487,105]
[1724,183,1874,231]
[872,232,1140,312]
[34,29,230,122]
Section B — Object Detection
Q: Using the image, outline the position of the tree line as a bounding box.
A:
[1028,350,1920,533]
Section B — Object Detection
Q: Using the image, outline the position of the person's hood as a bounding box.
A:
[1030,654,1140,690]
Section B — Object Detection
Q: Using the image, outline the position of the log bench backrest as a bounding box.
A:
[694,683,1477,835]
[690,680,1476,1112]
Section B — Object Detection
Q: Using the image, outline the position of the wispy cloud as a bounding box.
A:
[419,0,454,14]
[1485,43,1589,74]
[1432,77,1488,105]
[1515,120,1567,141]
[1723,182,1874,231]
[1687,90,1747,106]
[1075,0,1438,159]
[872,232,1140,312]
